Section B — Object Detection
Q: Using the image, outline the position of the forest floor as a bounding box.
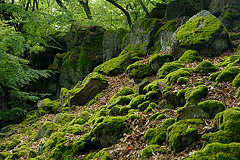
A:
[1,39,240,160]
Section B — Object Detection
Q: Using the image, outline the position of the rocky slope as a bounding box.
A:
[1,3,240,160]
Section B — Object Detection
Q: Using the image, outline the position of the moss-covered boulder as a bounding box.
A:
[194,60,218,73]
[183,85,208,107]
[108,87,135,106]
[167,119,204,152]
[198,100,226,119]
[165,68,191,84]
[232,73,240,87]
[141,144,165,159]
[178,50,202,63]
[34,121,59,141]
[202,108,240,144]
[158,62,184,78]
[129,95,146,109]
[216,55,240,67]
[148,54,173,73]
[60,25,105,89]
[92,116,129,147]
[95,44,145,76]
[144,118,175,145]
[126,61,151,81]
[216,67,240,83]
[60,72,108,106]
[172,10,231,59]
[187,142,240,160]
[38,98,61,114]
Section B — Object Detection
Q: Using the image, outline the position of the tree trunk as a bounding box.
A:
[139,0,151,17]
[78,0,93,20]
[106,0,132,28]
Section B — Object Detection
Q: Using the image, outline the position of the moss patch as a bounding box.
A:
[232,73,240,87]
[178,50,202,63]
[184,85,208,107]
[126,61,151,80]
[236,87,240,99]
[167,119,204,152]
[194,60,218,73]
[165,68,191,84]
[148,54,173,72]
[187,142,240,160]
[158,62,184,78]
[144,118,175,145]
[216,67,240,82]
[141,145,165,158]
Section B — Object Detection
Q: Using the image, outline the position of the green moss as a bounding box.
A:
[143,79,163,92]
[236,87,240,99]
[119,105,131,115]
[165,68,191,84]
[167,119,204,152]
[138,18,160,34]
[176,15,227,47]
[144,118,175,145]
[209,71,221,81]
[64,124,84,135]
[4,136,21,150]
[54,113,76,126]
[127,113,141,121]
[108,87,135,105]
[177,77,189,85]
[146,90,158,100]
[232,73,240,87]
[216,55,240,67]
[158,62,184,78]
[216,67,240,82]
[144,102,158,113]
[198,100,226,119]
[87,92,103,107]
[230,33,240,41]
[194,60,218,73]
[138,101,151,111]
[92,148,110,160]
[187,142,240,160]
[129,95,146,109]
[184,85,208,107]
[126,61,151,80]
[95,54,129,76]
[92,116,129,147]
[178,50,202,63]
[157,20,177,33]
[148,112,164,121]
[148,54,173,68]
[42,98,61,113]
[141,145,165,158]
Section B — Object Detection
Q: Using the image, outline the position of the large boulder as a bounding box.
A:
[102,28,128,62]
[171,10,231,59]
[60,72,108,107]
[209,0,240,30]
[60,24,105,89]
[165,0,210,20]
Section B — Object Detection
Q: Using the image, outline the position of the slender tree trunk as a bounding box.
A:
[78,0,92,20]
[106,0,132,28]
[139,0,151,17]
[56,0,67,10]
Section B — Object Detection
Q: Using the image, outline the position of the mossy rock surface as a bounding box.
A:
[129,95,146,109]
[178,50,202,63]
[216,67,240,83]
[40,98,61,114]
[92,116,129,148]
[144,118,175,145]
[194,60,218,73]
[236,87,240,99]
[148,54,174,72]
[60,72,108,106]
[167,119,204,152]
[92,148,110,160]
[187,142,240,160]
[108,87,135,106]
[141,145,165,158]
[184,85,208,107]
[172,11,231,58]
[158,62,184,79]
[126,61,151,81]
[198,100,226,119]
[232,73,240,87]
[165,68,191,84]
[216,55,240,67]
